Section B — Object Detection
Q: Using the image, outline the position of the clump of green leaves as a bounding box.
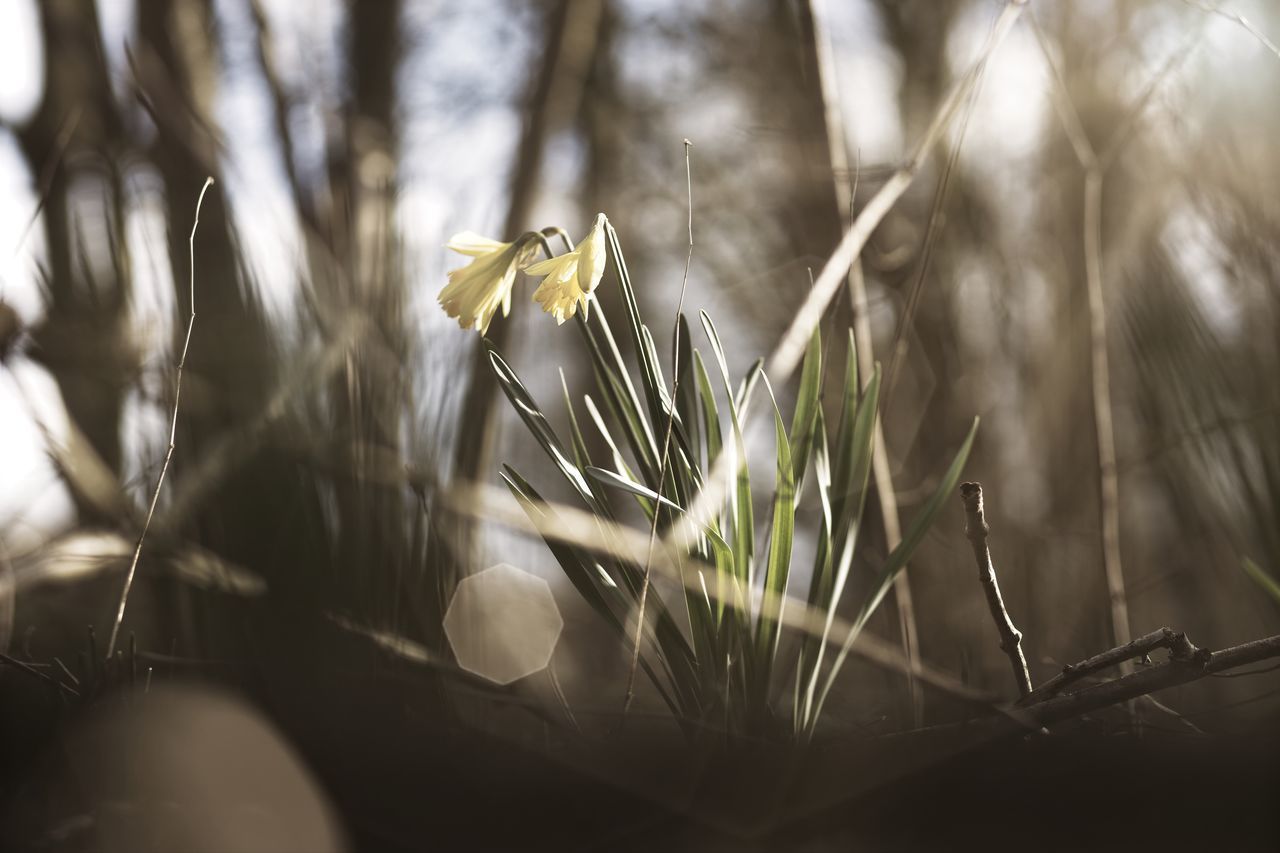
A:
[488,222,975,740]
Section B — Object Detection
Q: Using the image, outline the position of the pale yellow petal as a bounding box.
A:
[438,242,522,332]
[576,214,608,295]
[522,254,568,276]
[446,231,510,257]
[521,214,610,325]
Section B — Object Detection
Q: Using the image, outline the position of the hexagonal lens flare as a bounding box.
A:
[443,563,564,685]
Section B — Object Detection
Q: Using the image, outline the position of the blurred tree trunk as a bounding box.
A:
[767,0,843,265]
[134,0,276,446]
[580,0,632,347]
[325,0,411,618]
[453,0,602,519]
[19,0,135,521]
[132,0,300,652]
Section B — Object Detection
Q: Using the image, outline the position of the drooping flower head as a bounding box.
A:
[439,232,533,333]
[524,213,609,324]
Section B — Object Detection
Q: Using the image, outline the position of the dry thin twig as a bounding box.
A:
[1019,626,1202,704]
[0,651,79,698]
[624,139,695,713]
[105,177,215,660]
[960,483,1032,698]
[1019,633,1280,726]
[917,632,1280,744]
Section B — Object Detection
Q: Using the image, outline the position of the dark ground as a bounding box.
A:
[2,617,1277,851]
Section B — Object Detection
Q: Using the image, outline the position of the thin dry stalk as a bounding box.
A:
[959,483,1032,698]
[1082,169,1132,660]
[624,139,694,712]
[804,0,924,726]
[1181,0,1280,61]
[1032,16,1201,668]
[105,177,214,659]
[669,0,1029,562]
[452,481,1280,729]
[446,482,1000,709]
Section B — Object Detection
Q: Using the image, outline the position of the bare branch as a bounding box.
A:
[106,177,215,660]
[960,483,1033,698]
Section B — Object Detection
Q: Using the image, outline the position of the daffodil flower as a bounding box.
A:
[439,232,533,333]
[524,213,608,324]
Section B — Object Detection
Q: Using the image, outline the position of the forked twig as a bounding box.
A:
[1019,626,1207,704]
[960,483,1032,698]
[106,177,215,659]
[1016,634,1278,727]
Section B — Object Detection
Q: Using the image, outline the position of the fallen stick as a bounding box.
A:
[1019,633,1280,728]
[1020,626,1197,705]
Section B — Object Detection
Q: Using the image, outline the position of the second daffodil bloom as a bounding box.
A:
[524,213,608,324]
[439,232,533,334]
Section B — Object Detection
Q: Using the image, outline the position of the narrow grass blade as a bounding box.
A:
[576,315,660,483]
[701,311,755,591]
[1244,557,1280,605]
[487,344,599,511]
[675,315,702,468]
[585,466,684,514]
[560,369,593,471]
[501,465,620,629]
[754,377,796,694]
[810,417,979,730]
[606,223,668,434]
[693,350,723,471]
[827,364,881,610]
[790,327,823,498]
